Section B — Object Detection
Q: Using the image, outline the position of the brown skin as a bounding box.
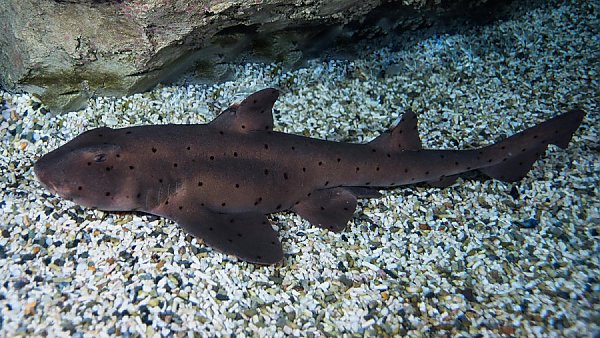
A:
[34,88,585,264]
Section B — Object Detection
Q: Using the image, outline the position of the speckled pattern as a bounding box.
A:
[1,0,598,337]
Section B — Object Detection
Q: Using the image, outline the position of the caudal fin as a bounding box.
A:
[480,109,585,182]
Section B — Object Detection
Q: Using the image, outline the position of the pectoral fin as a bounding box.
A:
[153,205,283,264]
[292,187,358,232]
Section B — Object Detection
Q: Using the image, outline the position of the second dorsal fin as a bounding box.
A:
[209,88,279,132]
[368,111,422,152]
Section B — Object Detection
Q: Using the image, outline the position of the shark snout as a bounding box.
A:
[33,156,65,196]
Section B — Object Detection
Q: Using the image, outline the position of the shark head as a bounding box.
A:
[34,127,137,211]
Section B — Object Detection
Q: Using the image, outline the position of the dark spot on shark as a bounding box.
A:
[264,169,269,175]
[276,204,282,209]
[105,192,110,196]
[302,167,306,172]
[324,181,329,186]
[129,166,134,170]
[219,131,224,135]
[404,168,409,173]
[210,156,215,160]
[291,146,295,150]
[187,146,191,150]
[221,202,226,207]
[152,147,157,153]
[198,181,203,186]
[233,152,238,157]
[235,184,240,188]
[78,186,82,190]
[264,144,269,149]
[173,163,178,167]
[284,173,289,180]
[318,161,323,166]
[376,167,380,171]
[356,167,360,172]
[125,131,132,135]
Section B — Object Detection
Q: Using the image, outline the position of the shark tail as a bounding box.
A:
[479,109,585,182]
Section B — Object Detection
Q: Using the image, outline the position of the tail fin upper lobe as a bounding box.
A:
[480,109,585,182]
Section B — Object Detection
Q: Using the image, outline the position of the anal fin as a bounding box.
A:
[292,187,358,232]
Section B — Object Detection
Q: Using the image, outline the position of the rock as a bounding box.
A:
[0,0,513,113]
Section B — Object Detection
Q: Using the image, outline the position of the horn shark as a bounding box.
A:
[34,88,585,264]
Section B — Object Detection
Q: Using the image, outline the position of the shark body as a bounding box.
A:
[34,88,585,264]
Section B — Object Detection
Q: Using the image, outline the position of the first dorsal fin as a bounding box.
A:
[209,88,279,132]
[368,110,422,152]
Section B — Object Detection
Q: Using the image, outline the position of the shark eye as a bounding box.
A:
[94,154,108,163]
